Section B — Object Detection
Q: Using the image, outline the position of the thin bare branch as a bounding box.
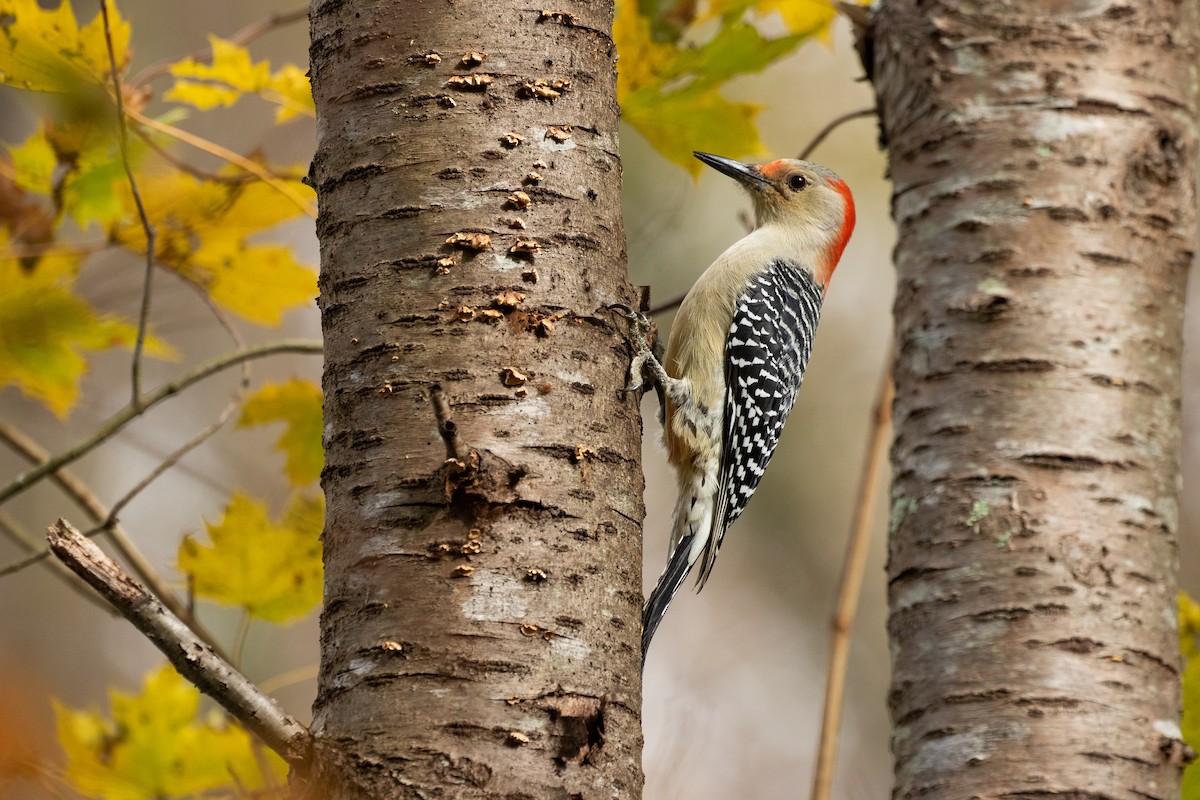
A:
[810,361,893,800]
[105,395,241,525]
[0,511,110,611]
[0,422,229,660]
[47,519,311,766]
[107,260,251,525]
[99,0,157,407]
[130,6,308,87]
[0,241,107,262]
[0,339,322,506]
[797,107,876,161]
[125,107,315,218]
[648,291,686,317]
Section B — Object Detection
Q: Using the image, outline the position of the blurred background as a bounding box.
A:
[0,1,1195,798]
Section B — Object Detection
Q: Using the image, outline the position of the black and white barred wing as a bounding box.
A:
[696,260,823,587]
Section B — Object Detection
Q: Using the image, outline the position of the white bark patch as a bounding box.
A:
[489,253,528,272]
[1030,111,1107,142]
[483,396,550,420]
[549,634,591,662]
[421,183,485,209]
[362,490,410,521]
[1154,719,1183,740]
[461,568,529,621]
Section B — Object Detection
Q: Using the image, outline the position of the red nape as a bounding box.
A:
[821,178,856,288]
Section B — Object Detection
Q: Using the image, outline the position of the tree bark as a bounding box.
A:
[872,1,1197,797]
[308,0,644,796]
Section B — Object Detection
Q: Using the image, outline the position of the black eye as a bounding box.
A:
[788,174,808,191]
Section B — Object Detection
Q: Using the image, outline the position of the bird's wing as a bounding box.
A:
[697,260,823,588]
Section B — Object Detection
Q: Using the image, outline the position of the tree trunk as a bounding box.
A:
[872,1,1197,797]
[308,0,644,796]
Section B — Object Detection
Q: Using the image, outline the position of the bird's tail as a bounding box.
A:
[642,469,715,661]
[642,531,696,660]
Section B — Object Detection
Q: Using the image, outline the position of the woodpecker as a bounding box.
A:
[623,151,855,660]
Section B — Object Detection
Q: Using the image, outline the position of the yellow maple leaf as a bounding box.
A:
[0,238,170,417]
[167,36,314,122]
[1182,592,1200,661]
[0,0,130,93]
[264,64,316,123]
[178,492,324,624]
[756,0,839,38]
[111,170,316,325]
[238,378,324,485]
[54,664,287,800]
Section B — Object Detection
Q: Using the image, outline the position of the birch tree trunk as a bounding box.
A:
[307,0,644,796]
[871,1,1197,796]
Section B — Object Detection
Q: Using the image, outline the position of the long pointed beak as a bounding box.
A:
[693,151,769,189]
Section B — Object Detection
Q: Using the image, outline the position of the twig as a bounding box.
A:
[232,609,252,669]
[810,363,893,800]
[136,131,262,185]
[105,395,241,525]
[124,106,316,219]
[0,339,322,506]
[258,664,319,695]
[429,384,463,460]
[648,291,687,317]
[105,277,250,527]
[0,511,110,611]
[797,107,876,161]
[130,6,309,87]
[99,0,157,408]
[0,422,229,661]
[47,519,311,766]
[0,241,107,262]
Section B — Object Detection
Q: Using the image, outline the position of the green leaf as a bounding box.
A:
[1182,593,1200,799]
[661,23,806,94]
[54,664,287,800]
[613,0,822,174]
[9,120,136,228]
[238,378,324,485]
[178,492,324,624]
[623,83,764,175]
[0,241,171,417]
[1182,591,1200,660]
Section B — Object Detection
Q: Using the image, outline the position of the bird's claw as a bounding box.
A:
[609,303,657,395]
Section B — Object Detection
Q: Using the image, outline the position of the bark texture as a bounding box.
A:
[308,0,643,796]
[873,1,1197,797]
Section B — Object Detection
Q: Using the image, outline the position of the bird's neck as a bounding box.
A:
[743,220,837,289]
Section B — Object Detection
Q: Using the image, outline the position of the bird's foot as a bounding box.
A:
[609,303,662,395]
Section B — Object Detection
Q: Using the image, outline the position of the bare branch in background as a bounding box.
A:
[99,0,157,407]
[47,519,312,767]
[130,6,309,87]
[0,422,230,662]
[0,339,322,506]
[811,360,893,800]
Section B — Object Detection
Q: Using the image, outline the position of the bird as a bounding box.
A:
[620,150,856,660]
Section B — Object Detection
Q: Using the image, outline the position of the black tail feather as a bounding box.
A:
[642,533,696,662]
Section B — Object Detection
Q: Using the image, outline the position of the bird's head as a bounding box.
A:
[694,151,855,287]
